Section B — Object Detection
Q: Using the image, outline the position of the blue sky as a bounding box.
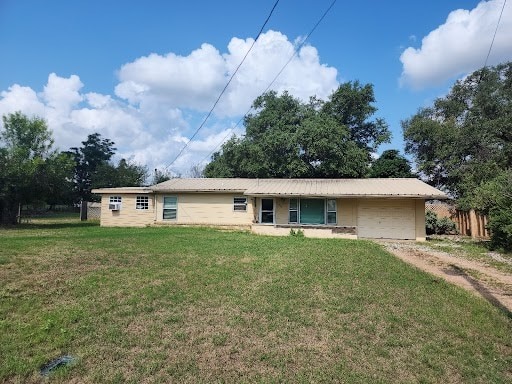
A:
[1,0,511,176]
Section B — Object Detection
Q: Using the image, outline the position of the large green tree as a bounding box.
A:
[369,149,415,178]
[67,133,116,201]
[0,112,74,224]
[93,159,148,188]
[403,62,512,249]
[67,134,149,200]
[403,63,512,199]
[205,82,388,178]
[322,81,390,152]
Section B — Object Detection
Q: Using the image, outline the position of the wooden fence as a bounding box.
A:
[425,203,489,239]
[452,209,490,239]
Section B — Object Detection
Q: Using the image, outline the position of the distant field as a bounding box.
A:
[1,218,511,383]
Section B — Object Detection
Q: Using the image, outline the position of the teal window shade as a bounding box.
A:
[299,199,325,224]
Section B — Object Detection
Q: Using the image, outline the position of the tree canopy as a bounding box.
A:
[403,62,512,250]
[67,133,148,202]
[403,62,512,202]
[369,149,415,178]
[0,112,74,223]
[204,82,390,178]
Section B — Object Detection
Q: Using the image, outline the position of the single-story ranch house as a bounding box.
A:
[92,178,447,241]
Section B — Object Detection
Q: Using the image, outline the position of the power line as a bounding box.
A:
[483,0,507,68]
[197,0,337,168]
[163,0,280,173]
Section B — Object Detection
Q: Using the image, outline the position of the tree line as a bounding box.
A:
[0,113,149,224]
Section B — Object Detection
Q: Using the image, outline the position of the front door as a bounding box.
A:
[260,198,274,224]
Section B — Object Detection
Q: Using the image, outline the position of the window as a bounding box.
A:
[289,198,298,223]
[233,197,247,211]
[136,196,149,210]
[260,198,274,224]
[109,196,122,203]
[300,199,325,224]
[327,199,337,224]
[163,196,177,220]
[288,198,337,225]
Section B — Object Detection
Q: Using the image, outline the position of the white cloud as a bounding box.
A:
[1,30,338,176]
[0,84,46,118]
[400,0,512,88]
[42,73,83,112]
[115,30,338,116]
[115,44,226,110]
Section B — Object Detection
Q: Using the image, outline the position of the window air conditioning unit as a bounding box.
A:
[109,203,121,211]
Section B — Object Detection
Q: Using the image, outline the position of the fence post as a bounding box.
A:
[80,201,88,221]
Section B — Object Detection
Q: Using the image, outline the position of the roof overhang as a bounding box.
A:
[91,187,153,194]
[90,178,448,200]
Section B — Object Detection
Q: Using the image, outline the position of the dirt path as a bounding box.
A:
[379,241,512,314]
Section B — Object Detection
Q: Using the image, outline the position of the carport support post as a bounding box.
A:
[80,200,88,221]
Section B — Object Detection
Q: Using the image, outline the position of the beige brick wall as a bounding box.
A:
[338,198,357,226]
[415,199,426,241]
[155,193,254,226]
[100,194,155,227]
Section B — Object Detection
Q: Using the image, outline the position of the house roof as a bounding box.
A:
[92,178,447,199]
[242,178,447,199]
[151,178,257,193]
[91,187,153,194]
[147,178,447,199]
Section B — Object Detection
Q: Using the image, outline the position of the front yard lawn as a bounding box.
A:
[1,221,511,383]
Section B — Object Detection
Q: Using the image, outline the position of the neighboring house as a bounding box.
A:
[91,178,447,241]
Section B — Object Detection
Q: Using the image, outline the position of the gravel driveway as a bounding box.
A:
[379,240,512,314]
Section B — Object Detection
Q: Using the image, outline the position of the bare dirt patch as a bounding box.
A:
[379,241,512,314]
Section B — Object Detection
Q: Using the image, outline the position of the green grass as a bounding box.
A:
[1,219,511,383]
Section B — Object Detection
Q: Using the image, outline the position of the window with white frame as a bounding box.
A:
[109,196,122,203]
[136,196,149,210]
[326,199,337,224]
[260,198,274,223]
[287,198,337,225]
[233,196,247,211]
[163,196,177,220]
[289,198,298,223]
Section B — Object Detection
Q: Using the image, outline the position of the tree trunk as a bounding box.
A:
[80,200,88,221]
[0,199,19,225]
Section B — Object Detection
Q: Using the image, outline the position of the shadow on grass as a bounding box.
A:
[449,264,512,319]
[1,221,99,230]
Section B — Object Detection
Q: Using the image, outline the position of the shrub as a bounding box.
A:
[289,228,305,237]
[426,210,457,235]
[487,208,512,252]
[471,170,512,252]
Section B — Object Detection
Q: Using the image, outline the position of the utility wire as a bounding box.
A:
[163,0,280,173]
[483,0,507,68]
[197,0,337,168]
